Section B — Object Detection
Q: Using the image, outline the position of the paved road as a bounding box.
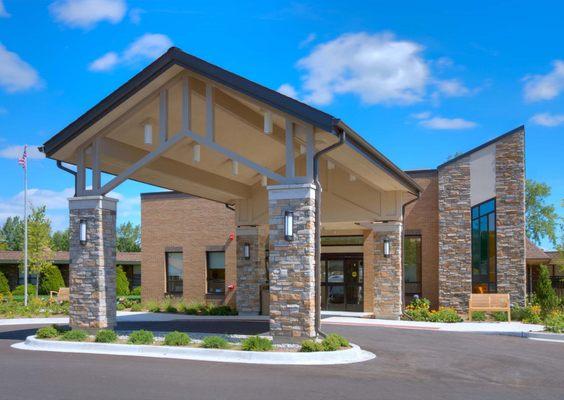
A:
[0,320,562,400]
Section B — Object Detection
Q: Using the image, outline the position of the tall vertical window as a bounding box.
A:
[404,235,422,303]
[207,251,225,294]
[471,198,496,293]
[165,252,183,295]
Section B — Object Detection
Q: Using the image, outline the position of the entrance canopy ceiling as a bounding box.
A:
[42,47,420,206]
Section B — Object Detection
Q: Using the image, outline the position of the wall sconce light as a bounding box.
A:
[264,110,273,134]
[383,237,391,258]
[143,123,153,145]
[193,144,201,163]
[284,210,294,241]
[243,243,251,259]
[79,220,87,245]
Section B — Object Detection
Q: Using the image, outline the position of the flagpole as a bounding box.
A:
[23,145,28,306]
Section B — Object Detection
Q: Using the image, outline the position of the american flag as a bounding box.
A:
[18,145,27,170]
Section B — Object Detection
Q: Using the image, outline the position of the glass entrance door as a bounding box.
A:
[321,254,363,312]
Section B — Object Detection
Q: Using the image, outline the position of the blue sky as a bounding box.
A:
[0,1,562,249]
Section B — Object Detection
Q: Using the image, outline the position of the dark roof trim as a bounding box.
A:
[43,47,336,157]
[404,169,437,175]
[141,191,194,200]
[437,125,525,169]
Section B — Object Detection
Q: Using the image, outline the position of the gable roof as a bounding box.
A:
[437,125,525,169]
[525,238,551,262]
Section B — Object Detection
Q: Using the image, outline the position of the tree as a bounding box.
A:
[535,265,559,317]
[0,271,10,295]
[51,229,70,251]
[526,179,560,246]
[39,265,65,295]
[116,266,130,295]
[0,230,7,250]
[1,216,24,251]
[117,222,141,252]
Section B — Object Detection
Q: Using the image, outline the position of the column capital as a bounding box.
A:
[267,183,316,201]
[68,195,119,211]
[368,221,402,233]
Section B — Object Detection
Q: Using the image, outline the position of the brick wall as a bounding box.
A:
[141,192,236,303]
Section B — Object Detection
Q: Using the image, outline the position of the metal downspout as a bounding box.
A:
[56,160,78,197]
[313,128,346,338]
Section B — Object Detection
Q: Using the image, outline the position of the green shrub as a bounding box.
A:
[185,302,207,315]
[165,304,178,313]
[52,324,70,334]
[241,336,273,352]
[300,339,324,352]
[131,286,141,296]
[116,266,130,296]
[491,311,508,322]
[130,302,143,312]
[206,304,237,316]
[39,265,65,295]
[144,300,160,313]
[512,305,543,324]
[544,311,564,333]
[404,297,431,321]
[128,330,154,345]
[471,311,486,321]
[95,329,117,343]
[60,330,88,342]
[12,284,36,296]
[200,336,229,349]
[36,326,59,339]
[117,303,126,311]
[535,265,559,317]
[164,331,191,346]
[321,334,350,351]
[428,308,463,323]
[0,271,10,295]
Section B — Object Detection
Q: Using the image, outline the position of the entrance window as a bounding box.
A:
[404,235,422,303]
[207,251,225,294]
[471,198,497,293]
[165,252,183,295]
[321,254,363,312]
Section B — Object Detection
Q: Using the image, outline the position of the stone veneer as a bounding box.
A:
[373,223,403,319]
[236,226,267,315]
[438,159,472,311]
[268,184,316,342]
[69,196,118,331]
[495,130,526,306]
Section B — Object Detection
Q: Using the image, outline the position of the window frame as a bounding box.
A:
[403,234,422,298]
[471,197,497,294]
[206,250,226,294]
[165,252,184,295]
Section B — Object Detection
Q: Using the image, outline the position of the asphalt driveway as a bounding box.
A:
[0,320,562,400]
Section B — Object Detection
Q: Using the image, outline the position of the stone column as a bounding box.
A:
[236,226,266,315]
[268,183,316,342]
[69,196,118,331]
[373,222,403,320]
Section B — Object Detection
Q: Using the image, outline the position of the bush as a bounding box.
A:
[131,286,141,296]
[0,271,10,295]
[12,284,36,296]
[185,302,207,315]
[117,303,126,311]
[164,331,191,346]
[404,297,431,321]
[321,334,350,351]
[535,265,559,318]
[491,311,508,322]
[95,329,117,343]
[36,326,59,339]
[39,265,65,295]
[128,330,154,345]
[428,308,463,323]
[471,311,486,321]
[130,302,143,312]
[200,336,229,349]
[144,300,161,313]
[300,339,324,352]
[60,330,88,342]
[544,311,564,333]
[206,304,237,316]
[241,336,273,352]
[116,266,130,296]
[53,324,70,334]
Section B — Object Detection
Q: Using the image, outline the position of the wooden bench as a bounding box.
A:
[49,287,70,303]
[468,293,511,321]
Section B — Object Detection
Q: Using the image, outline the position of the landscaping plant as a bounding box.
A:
[128,330,154,345]
[11,284,36,297]
[0,271,9,295]
[131,286,142,296]
[322,333,350,351]
[535,265,559,317]
[300,340,324,352]
[491,311,508,322]
[164,331,191,346]
[200,336,229,349]
[95,329,118,343]
[36,326,59,339]
[428,308,463,323]
[116,266,130,296]
[544,311,564,333]
[60,330,88,342]
[241,336,273,352]
[471,311,486,321]
[39,265,65,295]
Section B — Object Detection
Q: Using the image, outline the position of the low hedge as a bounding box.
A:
[128,330,154,345]
[164,331,191,346]
[300,340,324,352]
[241,336,273,352]
[60,330,88,342]
[200,336,229,349]
[36,326,59,339]
[95,329,117,343]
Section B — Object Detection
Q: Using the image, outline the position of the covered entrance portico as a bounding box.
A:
[41,47,420,342]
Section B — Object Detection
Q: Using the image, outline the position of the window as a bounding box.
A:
[321,235,364,246]
[165,252,183,294]
[207,251,225,294]
[404,235,422,302]
[132,265,141,288]
[471,198,496,293]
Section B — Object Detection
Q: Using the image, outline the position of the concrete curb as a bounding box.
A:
[525,331,564,343]
[11,336,376,365]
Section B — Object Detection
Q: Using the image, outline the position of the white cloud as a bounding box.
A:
[434,79,471,97]
[411,111,431,120]
[299,33,317,48]
[0,144,45,160]
[419,116,477,130]
[49,0,127,29]
[296,32,430,105]
[89,33,173,72]
[277,83,299,99]
[0,43,42,93]
[129,8,144,24]
[0,0,10,17]
[523,60,564,102]
[88,51,119,72]
[530,112,564,127]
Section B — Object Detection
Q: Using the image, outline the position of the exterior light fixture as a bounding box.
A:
[243,243,251,260]
[193,144,201,163]
[143,123,153,145]
[231,160,239,176]
[79,220,87,245]
[264,111,273,134]
[284,210,294,241]
[383,237,391,258]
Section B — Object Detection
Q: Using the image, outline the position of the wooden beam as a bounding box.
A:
[306,124,314,180]
[92,138,101,190]
[159,89,168,143]
[285,119,295,178]
[206,83,214,141]
[76,147,86,196]
[182,77,191,131]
